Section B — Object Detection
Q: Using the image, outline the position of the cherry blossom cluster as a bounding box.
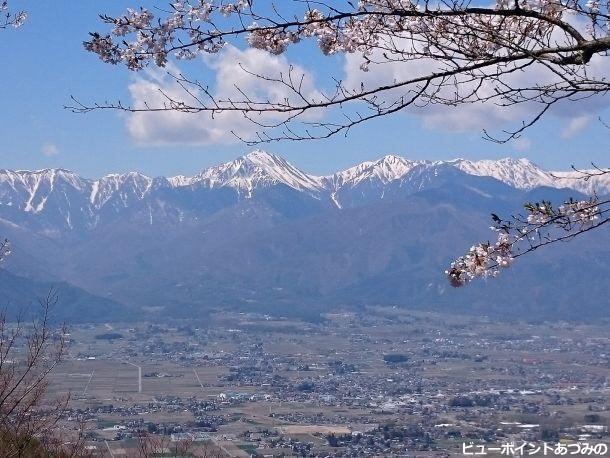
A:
[560,199,602,224]
[85,2,252,70]
[0,239,10,262]
[447,197,606,286]
[85,0,609,71]
[1,1,26,29]
[446,232,513,287]
[524,198,600,226]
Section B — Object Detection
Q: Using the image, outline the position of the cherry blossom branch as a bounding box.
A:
[447,196,610,286]
[73,0,610,143]
[550,163,610,180]
[0,2,26,30]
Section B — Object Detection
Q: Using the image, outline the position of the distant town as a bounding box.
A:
[42,307,609,457]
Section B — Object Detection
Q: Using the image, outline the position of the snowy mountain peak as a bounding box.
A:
[10,168,86,190]
[90,172,153,208]
[451,157,555,189]
[242,149,281,163]
[329,155,419,189]
[373,155,419,181]
[167,175,192,187]
[0,168,87,214]
[193,150,323,196]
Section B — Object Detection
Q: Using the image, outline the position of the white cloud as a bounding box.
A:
[343,52,541,133]
[126,46,320,146]
[126,20,610,145]
[561,115,591,139]
[41,142,59,156]
[341,27,610,135]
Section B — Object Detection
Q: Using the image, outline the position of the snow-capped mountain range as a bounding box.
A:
[0,150,607,222]
[1,150,609,323]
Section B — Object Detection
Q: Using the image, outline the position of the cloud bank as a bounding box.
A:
[126,46,320,147]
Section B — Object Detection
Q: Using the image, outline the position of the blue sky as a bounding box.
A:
[0,1,608,178]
